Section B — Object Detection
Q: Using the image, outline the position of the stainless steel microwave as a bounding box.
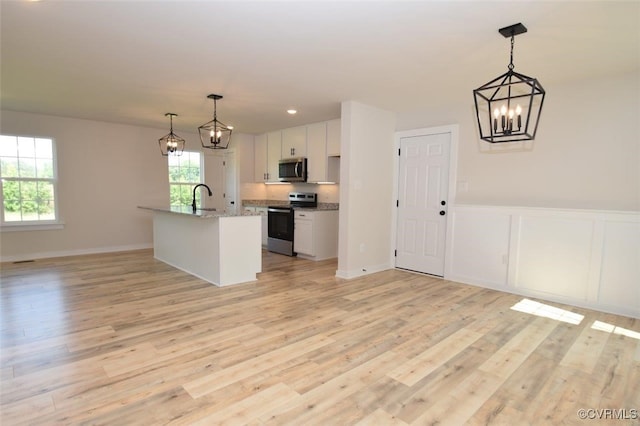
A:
[278,157,307,182]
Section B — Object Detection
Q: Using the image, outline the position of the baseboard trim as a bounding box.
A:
[336,262,392,279]
[1,243,153,263]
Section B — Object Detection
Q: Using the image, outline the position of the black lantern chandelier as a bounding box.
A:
[158,113,185,156]
[473,23,545,143]
[198,94,233,150]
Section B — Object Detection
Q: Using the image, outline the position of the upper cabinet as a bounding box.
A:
[306,122,327,183]
[253,131,282,183]
[254,133,268,183]
[282,126,307,158]
[267,131,282,183]
[326,119,341,157]
[253,119,340,184]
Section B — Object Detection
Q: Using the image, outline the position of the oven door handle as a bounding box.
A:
[268,207,292,214]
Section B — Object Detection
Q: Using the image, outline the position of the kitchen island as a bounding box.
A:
[138,206,261,286]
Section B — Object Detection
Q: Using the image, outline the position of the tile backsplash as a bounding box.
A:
[241,183,339,203]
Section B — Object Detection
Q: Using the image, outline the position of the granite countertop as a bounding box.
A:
[242,199,339,211]
[138,205,261,218]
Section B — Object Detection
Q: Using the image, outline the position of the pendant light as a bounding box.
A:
[198,94,233,149]
[473,23,545,143]
[158,113,185,156]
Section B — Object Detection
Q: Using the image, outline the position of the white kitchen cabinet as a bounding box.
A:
[306,122,327,183]
[254,133,268,183]
[294,211,313,255]
[254,131,281,183]
[267,131,282,183]
[244,206,269,246]
[256,207,268,246]
[294,210,339,260]
[307,121,340,183]
[282,126,307,158]
[255,120,340,184]
[326,119,341,157]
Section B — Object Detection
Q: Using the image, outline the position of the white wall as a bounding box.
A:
[396,71,640,212]
[337,101,396,278]
[0,110,254,261]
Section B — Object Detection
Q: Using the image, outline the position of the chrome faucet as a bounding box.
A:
[192,184,213,213]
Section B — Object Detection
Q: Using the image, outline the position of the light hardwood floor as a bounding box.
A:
[1,249,638,425]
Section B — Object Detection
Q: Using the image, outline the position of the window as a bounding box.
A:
[0,135,59,227]
[168,151,203,207]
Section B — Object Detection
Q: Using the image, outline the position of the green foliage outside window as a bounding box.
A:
[1,136,57,222]
[168,152,202,207]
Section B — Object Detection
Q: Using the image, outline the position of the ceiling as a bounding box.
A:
[1,1,638,135]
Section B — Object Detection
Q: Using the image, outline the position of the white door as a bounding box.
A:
[224,151,237,214]
[396,132,450,276]
[204,154,225,212]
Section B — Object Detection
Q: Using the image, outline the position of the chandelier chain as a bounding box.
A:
[508,35,515,71]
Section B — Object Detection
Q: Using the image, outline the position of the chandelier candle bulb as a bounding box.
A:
[508,109,515,133]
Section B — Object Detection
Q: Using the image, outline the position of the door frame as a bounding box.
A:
[391,124,459,278]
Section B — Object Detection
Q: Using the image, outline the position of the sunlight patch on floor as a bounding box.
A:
[510,298,584,325]
[591,320,640,340]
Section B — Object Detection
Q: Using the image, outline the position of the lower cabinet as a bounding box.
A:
[294,210,339,260]
[294,213,314,255]
[244,206,269,247]
[256,207,268,247]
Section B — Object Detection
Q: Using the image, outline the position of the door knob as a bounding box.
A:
[440,210,446,216]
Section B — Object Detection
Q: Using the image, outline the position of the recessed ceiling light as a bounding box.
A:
[287,109,297,115]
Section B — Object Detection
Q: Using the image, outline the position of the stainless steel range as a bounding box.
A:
[267,192,317,256]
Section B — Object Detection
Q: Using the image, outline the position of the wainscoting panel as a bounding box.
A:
[446,205,639,318]
[513,215,595,300]
[448,208,511,287]
[598,220,640,312]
